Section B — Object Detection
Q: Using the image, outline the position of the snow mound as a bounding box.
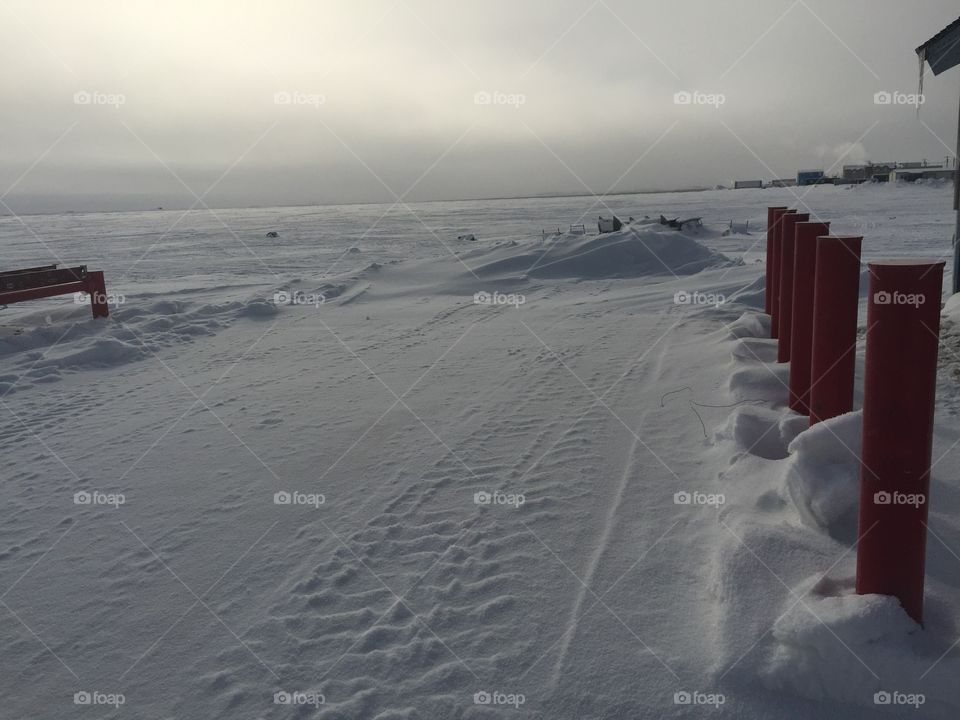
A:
[726,311,769,340]
[0,263,380,394]
[470,226,730,280]
[726,276,765,310]
[1,297,232,392]
[728,364,789,406]
[783,411,861,542]
[764,578,960,716]
[944,292,960,320]
[767,587,915,705]
[270,273,372,310]
[237,298,279,318]
[715,405,801,460]
[41,337,146,369]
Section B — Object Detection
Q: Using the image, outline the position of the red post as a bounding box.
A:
[856,260,944,625]
[87,271,109,318]
[776,212,809,362]
[809,236,862,425]
[770,209,796,339]
[765,207,789,317]
[788,221,830,413]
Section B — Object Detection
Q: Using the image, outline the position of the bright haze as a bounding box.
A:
[2,0,959,212]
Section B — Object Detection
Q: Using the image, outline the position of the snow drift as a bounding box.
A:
[468,224,731,280]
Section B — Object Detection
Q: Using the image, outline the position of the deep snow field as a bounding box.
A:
[2,182,960,718]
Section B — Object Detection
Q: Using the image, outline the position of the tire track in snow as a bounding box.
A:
[547,335,671,689]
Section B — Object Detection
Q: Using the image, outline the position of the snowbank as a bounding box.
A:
[783,411,861,542]
[708,309,960,718]
[469,225,731,280]
[0,267,379,393]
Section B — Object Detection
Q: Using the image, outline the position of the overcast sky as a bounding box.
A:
[1,0,959,212]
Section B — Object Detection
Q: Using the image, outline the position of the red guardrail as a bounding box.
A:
[0,265,110,318]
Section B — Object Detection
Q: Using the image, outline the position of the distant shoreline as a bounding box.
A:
[446,187,714,203]
[0,186,717,218]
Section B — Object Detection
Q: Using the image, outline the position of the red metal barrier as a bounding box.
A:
[856,260,944,625]
[788,221,830,413]
[765,207,789,317]
[808,236,862,425]
[770,209,796,339]
[87,271,109,318]
[0,265,110,319]
[776,212,809,361]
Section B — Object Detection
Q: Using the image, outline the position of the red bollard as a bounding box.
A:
[856,260,944,625]
[770,209,796,339]
[809,236,862,425]
[765,207,789,317]
[87,271,109,319]
[776,212,809,362]
[788,221,830,413]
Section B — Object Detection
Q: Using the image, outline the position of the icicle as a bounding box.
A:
[917,47,926,117]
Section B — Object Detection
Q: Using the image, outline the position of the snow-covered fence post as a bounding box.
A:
[776,212,809,362]
[769,208,795,339]
[856,260,944,625]
[765,207,789,322]
[808,236,862,425]
[788,221,831,413]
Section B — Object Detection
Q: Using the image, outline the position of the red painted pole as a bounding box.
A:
[856,260,944,625]
[87,271,109,318]
[770,209,796,339]
[788,221,830,413]
[776,212,809,362]
[809,236,862,425]
[765,207,788,317]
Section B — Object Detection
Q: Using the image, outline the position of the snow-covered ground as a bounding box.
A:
[2,182,960,718]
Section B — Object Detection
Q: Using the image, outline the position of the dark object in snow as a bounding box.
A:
[659,215,703,230]
[723,220,751,236]
[598,216,623,233]
[266,231,279,238]
[458,234,476,241]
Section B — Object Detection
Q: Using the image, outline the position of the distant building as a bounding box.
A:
[797,169,825,186]
[734,179,763,189]
[889,167,955,183]
[843,161,943,183]
[842,163,895,182]
[769,178,797,188]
